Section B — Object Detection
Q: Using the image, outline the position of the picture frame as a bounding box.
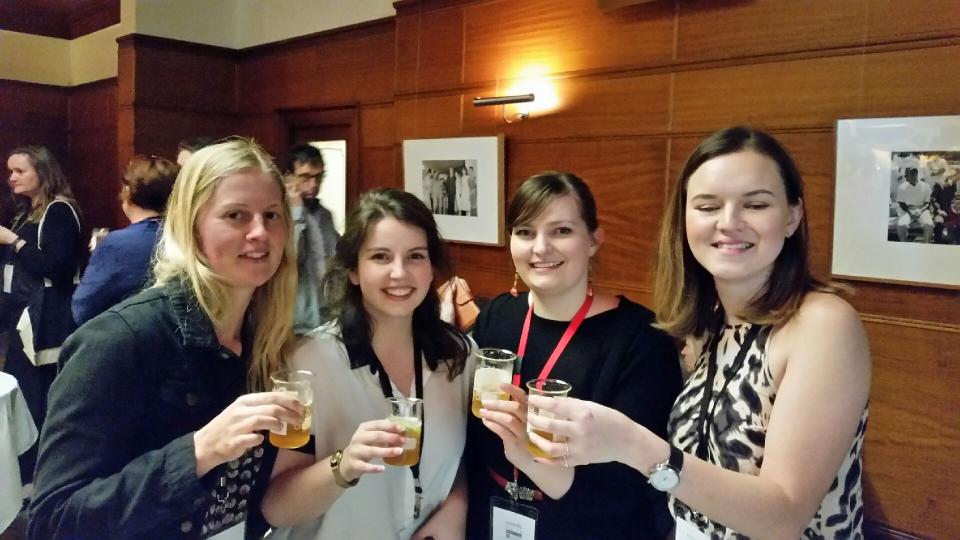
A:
[402,135,505,246]
[833,115,960,289]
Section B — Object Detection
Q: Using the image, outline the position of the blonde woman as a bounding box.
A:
[30,139,305,540]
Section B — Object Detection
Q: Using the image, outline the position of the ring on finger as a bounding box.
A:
[562,442,570,468]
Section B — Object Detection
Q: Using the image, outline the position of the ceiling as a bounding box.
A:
[0,0,120,39]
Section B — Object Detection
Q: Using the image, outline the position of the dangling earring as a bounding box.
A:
[587,263,594,297]
[510,272,519,297]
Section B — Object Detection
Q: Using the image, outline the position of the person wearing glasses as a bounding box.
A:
[72,155,178,326]
[284,144,340,336]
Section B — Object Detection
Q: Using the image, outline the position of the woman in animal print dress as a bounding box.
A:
[523,126,871,539]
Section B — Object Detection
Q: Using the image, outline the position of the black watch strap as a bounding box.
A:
[668,444,684,473]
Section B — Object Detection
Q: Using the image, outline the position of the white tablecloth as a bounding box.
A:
[0,371,38,533]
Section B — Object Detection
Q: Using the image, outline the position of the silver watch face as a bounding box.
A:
[649,468,679,491]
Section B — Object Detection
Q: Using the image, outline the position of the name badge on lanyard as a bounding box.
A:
[490,496,538,540]
[3,263,12,293]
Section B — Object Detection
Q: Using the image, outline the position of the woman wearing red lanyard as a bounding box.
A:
[262,189,474,540]
[464,172,682,539]
[525,128,871,539]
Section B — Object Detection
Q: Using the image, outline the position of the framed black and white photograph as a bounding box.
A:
[403,135,504,245]
[833,115,960,288]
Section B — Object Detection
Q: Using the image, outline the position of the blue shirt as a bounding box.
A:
[72,217,162,326]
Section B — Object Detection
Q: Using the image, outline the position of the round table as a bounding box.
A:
[0,371,38,533]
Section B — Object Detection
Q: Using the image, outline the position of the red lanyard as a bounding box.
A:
[513,291,594,386]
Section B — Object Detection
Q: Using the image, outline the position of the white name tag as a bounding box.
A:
[491,497,537,540]
[675,518,710,540]
[3,264,12,293]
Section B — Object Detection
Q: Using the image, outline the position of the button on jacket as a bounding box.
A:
[29,281,277,540]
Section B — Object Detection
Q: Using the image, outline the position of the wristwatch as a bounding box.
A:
[330,449,359,489]
[647,445,684,492]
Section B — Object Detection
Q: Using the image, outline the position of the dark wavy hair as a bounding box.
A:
[654,126,842,338]
[321,188,470,379]
[8,145,78,222]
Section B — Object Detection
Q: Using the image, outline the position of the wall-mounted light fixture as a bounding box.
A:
[473,93,535,123]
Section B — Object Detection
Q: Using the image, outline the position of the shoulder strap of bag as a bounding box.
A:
[37,199,81,251]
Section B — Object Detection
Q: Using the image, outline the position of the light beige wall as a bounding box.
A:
[0,31,72,85]
[134,0,239,48]
[236,0,395,48]
[71,26,122,84]
[0,0,395,85]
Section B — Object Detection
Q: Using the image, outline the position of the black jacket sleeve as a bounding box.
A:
[14,201,81,283]
[28,312,208,540]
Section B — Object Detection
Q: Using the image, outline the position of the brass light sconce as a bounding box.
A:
[473,93,535,123]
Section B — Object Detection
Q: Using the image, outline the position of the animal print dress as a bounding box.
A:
[668,323,868,539]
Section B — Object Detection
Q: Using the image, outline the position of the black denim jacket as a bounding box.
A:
[29,281,277,540]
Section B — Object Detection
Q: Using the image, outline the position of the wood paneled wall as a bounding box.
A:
[117,34,238,171]
[0,78,117,230]
[0,80,68,225]
[225,1,959,536]
[69,78,118,229]
[236,18,397,193]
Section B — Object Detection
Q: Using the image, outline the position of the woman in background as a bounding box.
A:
[72,154,178,325]
[30,139,303,540]
[263,188,473,540]
[0,145,83,484]
[464,171,681,539]
[526,127,871,538]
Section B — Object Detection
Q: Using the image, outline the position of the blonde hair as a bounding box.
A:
[153,138,297,391]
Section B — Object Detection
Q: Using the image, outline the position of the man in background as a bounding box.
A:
[896,166,934,243]
[285,144,340,335]
[175,136,216,166]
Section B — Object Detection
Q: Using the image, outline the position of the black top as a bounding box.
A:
[0,201,82,346]
[466,292,682,540]
[29,282,276,540]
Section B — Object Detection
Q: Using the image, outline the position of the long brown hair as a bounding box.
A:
[8,146,77,222]
[654,126,842,338]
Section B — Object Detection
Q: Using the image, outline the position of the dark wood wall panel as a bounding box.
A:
[672,55,866,132]
[133,107,236,159]
[0,80,68,225]
[0,80,68,158]
[132,41,236,113]
[395,8,464,94]
[860,45,960,118]
[360,105,396,147]
[862,320,960,539]
[396,94,464,139]
[465,73,673,140]
[676,0,869,61]
[360,146,399,193]
[864,0,960,44]
[461,0,674,84]
[68,79,119,229]
[238,24,395,114]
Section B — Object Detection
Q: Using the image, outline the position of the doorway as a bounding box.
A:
[280,106,359,233]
